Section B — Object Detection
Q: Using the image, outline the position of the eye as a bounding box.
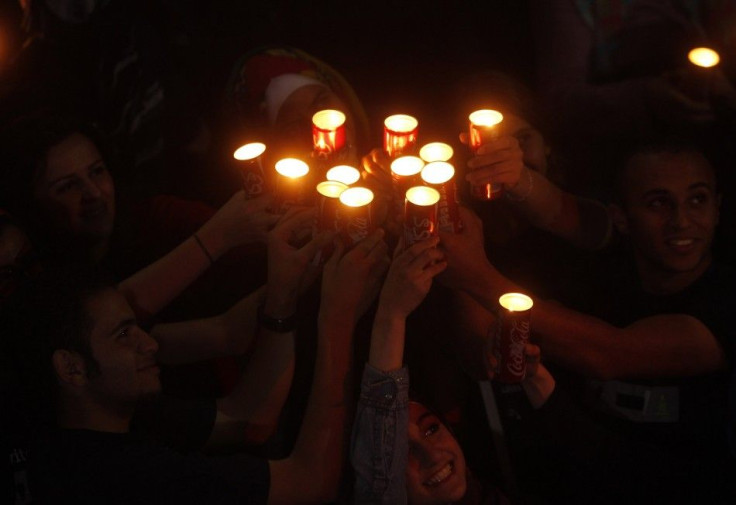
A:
[90,164,108,178]
[646,197,670,209]
[55,179,80,195]
[690,193,708,206]
[423,423,440,437]
[117,327,131,341]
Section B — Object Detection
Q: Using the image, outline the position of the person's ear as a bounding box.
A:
[609,203,629,235]
[52,350,88,387]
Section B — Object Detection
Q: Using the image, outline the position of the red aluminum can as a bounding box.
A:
[468,110,504,201]
[404,186,440,247]
[421,162,463,234]
[338,187,374,248]
[273,158,310,213]
[315,181,347,232]
[384,114,419,158]
[312,109,347,156]
[495,293,533,384]
[233,143,268,198]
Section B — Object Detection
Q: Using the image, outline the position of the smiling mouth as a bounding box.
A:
[423,461,454,488]
[81,204,108,220]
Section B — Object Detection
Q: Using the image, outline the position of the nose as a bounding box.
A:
[81,178,103,200]
[137,328,159,355]
[410,441,439,469]
[669,204,693,230]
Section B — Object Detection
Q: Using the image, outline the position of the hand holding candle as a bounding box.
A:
[274,158,310,212]
[312,109,347,156]
[468,109,504,200]
[338,187,374,248]
[421,161,462,233]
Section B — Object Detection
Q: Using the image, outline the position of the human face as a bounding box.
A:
[407,402,467,504]
[84,289,160,408]
[501,112,549,175]
[618,151,719,290]
[274,84,356,158]
[33,133,115,243]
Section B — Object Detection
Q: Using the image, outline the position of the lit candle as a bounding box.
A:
[419,142,454,163]
[384,114,419,158]
[338,187,374,248]
[421,161,462,233]
[404,186,440,247]
[326,165,361,186]
[390,155,425,194]
[688,47,720,68]
[312,109,347,156]
[468,109,504,201]
[233,142,267,198]
[274,158,310,212]
[496,293,533,384]
[316,181,348,232]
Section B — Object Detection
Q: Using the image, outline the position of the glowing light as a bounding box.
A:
[317,181,348,199]
[234,142,266,161]
[275,158,309,178]
[421,162,455,185]
[339,187,374,207]
[469,109,504,127]
[688,47,720,68]
[420,142,454,163]
[312,109,346,129]
[384,114,418,133]
[326,165,361,185]
[499,293,534,312]
[391,156,425,177]
[406,186,440,206]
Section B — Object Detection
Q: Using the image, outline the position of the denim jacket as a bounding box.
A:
[351,364,410,505]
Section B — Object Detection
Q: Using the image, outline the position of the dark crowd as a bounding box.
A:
[2,0,736,503]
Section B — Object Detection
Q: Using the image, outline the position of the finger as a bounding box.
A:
[419,259,448,281]
[299,229,338,259]
[392,236,406,259]
[324,239,346,271]
[365,238,389,265]
[476,135,517,154]
[246,193,274,211]
[458,132,469,145]
[407,243,444,271]
[466,149,521,171]
[485,349,498,380]
[353,228,386,257]
[273,207,316,238]
[404,235,441,260]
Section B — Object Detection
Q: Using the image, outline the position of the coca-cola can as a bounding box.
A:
[315,181,347,232]
[391,156,425,197]
[273,158,310,213]
[233,143,268,198]
[312,109,347,157]
[338,187,374,248]
[404,186,440,247]
[384,114,419,158]
[468,110,504,201]
[495,293,533,384]
[421,162,463,234]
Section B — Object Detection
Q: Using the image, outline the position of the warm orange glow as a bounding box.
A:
[499,293,533,312]
[406,186,440,206]
[234,142,266,161]
[339,187,374,207]
[421,162,455,185]
[326,165,361,185]
[688,47,720,68]
[312,109,346,129]
[469,109,504,127]
[420,142,454,162]
[384,114,418,133]
[275,158,310,178]
[317,181,348,199]
[391,156,425,177]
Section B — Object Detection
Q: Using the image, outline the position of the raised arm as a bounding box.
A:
[439,207,726,380]
[118,191,278,320]
[352,237,447,505]
[268,229,390,504]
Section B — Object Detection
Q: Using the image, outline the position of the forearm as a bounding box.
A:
[369,306,407,372]
[507,170,611,250]
[152,287,264,365]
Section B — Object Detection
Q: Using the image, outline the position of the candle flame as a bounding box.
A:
[499,292,533,312]
[234,142,266,161]
[406,186,440,206]
[327,165,361,185]
[688,47,720,68]
[339,187,374,207]
[384,114,418,133]
[420,142,454,162]
[421,162,455,185]
[469,110,504,127]
[275,158,310,178]
[313,109,346,130]
[391,156,425,177]
[317,180,348,199]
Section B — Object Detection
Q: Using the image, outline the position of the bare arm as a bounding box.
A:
[440,207,727,380]
[118,192,277,320]
[269,230,389,504]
